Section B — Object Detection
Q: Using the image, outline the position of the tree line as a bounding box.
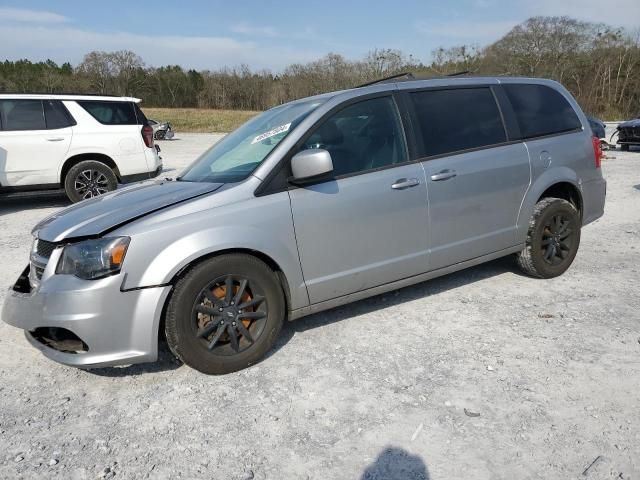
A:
[1,16,639,119]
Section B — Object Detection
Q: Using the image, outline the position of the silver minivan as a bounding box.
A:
[2,77,606,374]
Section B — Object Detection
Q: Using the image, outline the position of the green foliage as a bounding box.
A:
[1,16,638,120]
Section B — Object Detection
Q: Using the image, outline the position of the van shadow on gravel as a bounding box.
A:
[269,255,520,359]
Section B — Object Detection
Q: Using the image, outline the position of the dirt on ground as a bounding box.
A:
[0,133,638,480]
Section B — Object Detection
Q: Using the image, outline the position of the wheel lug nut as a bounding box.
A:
[232,322,236,327]
[219,307,223,312]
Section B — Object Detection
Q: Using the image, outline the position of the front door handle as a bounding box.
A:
[46,138,65,142]
[391,178,420,190]
[430,169,457,181]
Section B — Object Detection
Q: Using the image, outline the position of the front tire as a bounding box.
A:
[516,198,581,279]
[165,254,285,375]
[64,160,117,203]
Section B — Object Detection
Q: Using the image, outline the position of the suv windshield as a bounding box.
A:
[179,99,326,183]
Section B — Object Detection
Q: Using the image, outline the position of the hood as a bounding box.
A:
[618,118,640,128]
[34,180,223,242]
[591,118,605,128]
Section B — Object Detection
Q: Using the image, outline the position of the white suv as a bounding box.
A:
[0,94,162,202]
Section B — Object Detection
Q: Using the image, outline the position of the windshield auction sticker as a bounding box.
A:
[251,123,291,144]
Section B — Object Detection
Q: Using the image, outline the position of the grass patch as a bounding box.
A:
[142,108,260,133]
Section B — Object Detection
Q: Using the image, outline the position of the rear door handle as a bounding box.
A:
[46,138,65,142]
[430,169,457,181]
[391,178,420,190]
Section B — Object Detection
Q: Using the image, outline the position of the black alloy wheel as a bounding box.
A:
[516,197,581,278]
[164,254,285,374]
[540,213,576,266]
[192,275,268,355]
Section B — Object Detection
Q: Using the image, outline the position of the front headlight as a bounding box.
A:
[56,237,130,280]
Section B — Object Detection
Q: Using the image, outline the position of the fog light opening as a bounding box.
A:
[31,327,88,354]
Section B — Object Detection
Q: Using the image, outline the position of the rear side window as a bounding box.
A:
[77,101,139,125]
[503,84,582,139]
[134,103,149,125]
[410,88,506,157]
[44,100,75,129]
[0,100,46,131]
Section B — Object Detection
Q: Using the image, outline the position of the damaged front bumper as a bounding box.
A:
[1,263,171,368]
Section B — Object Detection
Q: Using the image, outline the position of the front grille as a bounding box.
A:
[34,264,45,280]
[12,266,31,293]
[36,239,57,259]
[619,126,640,140]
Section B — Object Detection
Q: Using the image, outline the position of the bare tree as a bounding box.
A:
[364,49,406,77]
[110,50,146,96]
[77,51,116,94]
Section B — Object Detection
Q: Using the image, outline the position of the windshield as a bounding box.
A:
[179,99,326,183]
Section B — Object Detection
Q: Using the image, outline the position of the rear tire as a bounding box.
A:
[64,160,117,203]
[165,254,285,375]
[515,198,581,279]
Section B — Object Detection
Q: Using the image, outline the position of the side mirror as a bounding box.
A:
[290,149,334,184]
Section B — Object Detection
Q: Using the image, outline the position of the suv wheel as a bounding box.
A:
[165,254,285,375]
[516,198,581,278]
[64,160,118,203]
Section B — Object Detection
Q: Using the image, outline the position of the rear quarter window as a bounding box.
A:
[44,100,76,129]
[134,103,149,125]
[503,84,582,139]
[77,100,140,125]
[410,87,507,157]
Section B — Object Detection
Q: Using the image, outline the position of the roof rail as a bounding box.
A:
[355,69,475,88]
[0,91,124,97]
[356,72,415,88]
[446,70,471,77]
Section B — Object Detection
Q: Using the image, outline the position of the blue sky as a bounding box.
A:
[0,0,638,71]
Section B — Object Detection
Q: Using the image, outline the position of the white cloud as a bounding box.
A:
[230,22,279,37]
[0,24,319,71]
[0,7,68,23]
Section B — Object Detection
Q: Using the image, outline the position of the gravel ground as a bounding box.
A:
[0,132,639,480]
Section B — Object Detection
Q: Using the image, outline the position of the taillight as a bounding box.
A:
[141,125,154,148]
[591,136,602,168]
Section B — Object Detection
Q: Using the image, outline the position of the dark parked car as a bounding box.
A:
[587,115,606,139]
[617,118,640,151]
